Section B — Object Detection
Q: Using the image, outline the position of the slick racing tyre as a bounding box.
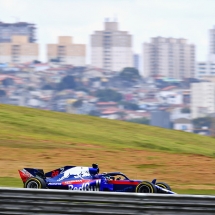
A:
[136,181,157,193]
[156,182,171,193]
[24,177,46,189]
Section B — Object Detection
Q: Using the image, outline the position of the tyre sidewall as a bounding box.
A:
[156,182,171,192]
[24,177,46,189]
[136,181,157,193]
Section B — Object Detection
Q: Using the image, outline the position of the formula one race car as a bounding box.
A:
[18,164,176,194]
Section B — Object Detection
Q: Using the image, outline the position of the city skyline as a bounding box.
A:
[0,0,215,67]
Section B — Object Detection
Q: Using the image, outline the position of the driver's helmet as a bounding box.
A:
[92,163,99,174]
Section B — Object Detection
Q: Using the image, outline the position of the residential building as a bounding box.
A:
[133,54,139,71]
[0,35,39,63]
[150,110,171,129]
[91,19,133,71]
[157,87,183,105]
[209,25,215,61]
[196,26,215,80]
[143,37,195,79]
[47,36,86,66]
[196,61,215,79]
[173,118,193,132]
[0,22,36,43]
[199,76,215,83]
[191,82,215,119]
[170,107,191,121]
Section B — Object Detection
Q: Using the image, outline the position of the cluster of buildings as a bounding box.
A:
[1,19,215,80]
[0,19,215,135]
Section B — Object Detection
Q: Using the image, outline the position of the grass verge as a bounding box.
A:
[0,105,215,192]
[0,177,23,188]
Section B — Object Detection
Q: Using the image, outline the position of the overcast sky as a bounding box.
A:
[0,0,215,64]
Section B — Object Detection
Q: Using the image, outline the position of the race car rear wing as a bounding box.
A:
[18,168,45,183]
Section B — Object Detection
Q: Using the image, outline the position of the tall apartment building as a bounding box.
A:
[91,20,133,71]
[197,26,215,80]
[196,61,215,79]
[209,26,215,60]
[0,35,38,64]
[47,36,86,66]
[143,37,195,79]
[0,22,36,43]
[191,82,215,119]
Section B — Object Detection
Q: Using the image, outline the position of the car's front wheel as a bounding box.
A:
[136,181,157,193]
[156,182,171,193]
[24,177,46,189]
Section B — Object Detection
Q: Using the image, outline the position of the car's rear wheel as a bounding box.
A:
[156,182,171,193]
[24,177,46,189]
[136,181,157,193]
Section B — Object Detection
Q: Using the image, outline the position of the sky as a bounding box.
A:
[0,0,215,66]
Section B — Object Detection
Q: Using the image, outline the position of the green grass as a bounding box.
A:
[0,104,214,156]
[175,189,215,195]
[0,177,23,187]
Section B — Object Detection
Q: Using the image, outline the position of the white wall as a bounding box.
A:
[191,82,215,119]
[157,91,183,104]
[20,56,38,63]
[0,55,38,64]
[65,56,85,66]
[91,47,103,68]
[111,47,133,71]
[174,123,193,132]
[196,61,215,79]
[0,56,11,63]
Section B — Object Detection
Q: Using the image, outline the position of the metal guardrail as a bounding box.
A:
[1,187,215,215]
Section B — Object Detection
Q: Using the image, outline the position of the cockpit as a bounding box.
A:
[101,172,130,181]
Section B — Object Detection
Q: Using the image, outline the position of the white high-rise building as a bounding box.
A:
[195,61,215,79]
[209,26,215,61]
[91,20,133,71]
[195,26,215,80]
[143,37,195,79]
[191,82,215,119]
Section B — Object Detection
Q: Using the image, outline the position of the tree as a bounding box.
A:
[75,87,89,93]
[33,60,41,64]
[57,75,76,90]
[27,86,35,91]
[127,117,149,125]
[42,85,53,90]
[95,89,123,102]
[120,101,139,110]
[72,99,83,108]
[2,78,14,87]
[181,107,191,113]
[118,111,127,120]
[89,110,101,117]
[192,117,213,129]
[119,67,140,81]
[0,90,6,97]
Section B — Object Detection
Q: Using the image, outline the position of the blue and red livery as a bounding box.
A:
[18,164,176,194]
